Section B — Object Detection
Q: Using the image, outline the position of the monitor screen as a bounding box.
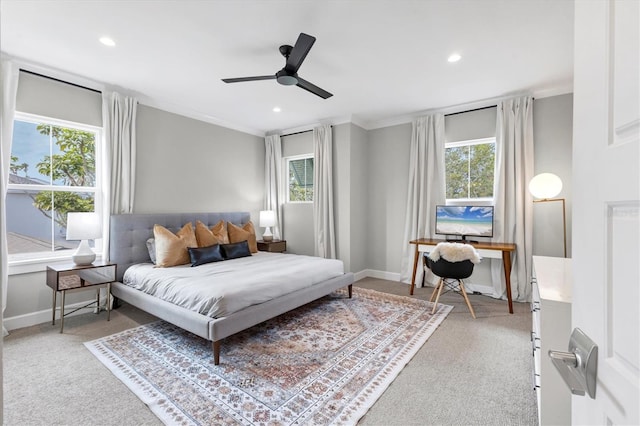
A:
[435,205,494,240]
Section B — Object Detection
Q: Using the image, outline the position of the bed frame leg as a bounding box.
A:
[212,340,221,365]
[348,284,353,298]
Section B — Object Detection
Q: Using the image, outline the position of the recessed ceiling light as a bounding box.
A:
[273,107,281,113]
[448,53,461,63]
[99,36,116,47]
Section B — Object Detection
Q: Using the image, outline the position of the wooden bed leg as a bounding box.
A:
[348,284,353,298]
[212,340,221,365]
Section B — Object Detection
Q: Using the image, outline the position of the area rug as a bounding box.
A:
[85,287,452,425]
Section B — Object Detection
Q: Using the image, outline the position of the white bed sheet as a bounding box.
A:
[122,252,344,318]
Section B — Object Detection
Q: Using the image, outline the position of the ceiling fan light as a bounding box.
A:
[277,74,298,86]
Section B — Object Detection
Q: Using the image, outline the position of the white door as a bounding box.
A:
[572,0,639,424]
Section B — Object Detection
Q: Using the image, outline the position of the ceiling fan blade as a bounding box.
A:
[222,75,276,83]
[285,33,315,74]
[296,76,333,99]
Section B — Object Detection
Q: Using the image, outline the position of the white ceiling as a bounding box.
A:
[0,0,574,136]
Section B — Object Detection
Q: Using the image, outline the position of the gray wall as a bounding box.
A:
[349,124,369,273]
[134,105,263,216]
[366,123,412,275]
[532,94,573,257]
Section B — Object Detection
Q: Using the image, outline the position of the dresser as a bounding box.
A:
[531,256,572,425]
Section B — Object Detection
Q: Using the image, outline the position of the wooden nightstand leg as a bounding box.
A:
[107,283,111,321]
[51,290,57,325]
[60,290,66,333]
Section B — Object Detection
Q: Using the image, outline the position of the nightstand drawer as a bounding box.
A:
[257,240,286,253]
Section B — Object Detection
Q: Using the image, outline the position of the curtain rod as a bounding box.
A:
[282,129,312,137]
[444,105,497,117]
[281,125,332,138]
[20,69,102,94]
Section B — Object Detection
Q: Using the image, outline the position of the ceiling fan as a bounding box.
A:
[222,33,333,99]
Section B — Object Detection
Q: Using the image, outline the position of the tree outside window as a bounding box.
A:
[445,138,495,200]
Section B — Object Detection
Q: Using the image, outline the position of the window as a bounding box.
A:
[7,112,102,261]
[286,155,314,202]
[445,137,495,201]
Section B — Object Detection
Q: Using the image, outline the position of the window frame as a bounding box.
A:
[444,136,496,204]
[7,111,104,274]
[284,153,314,204]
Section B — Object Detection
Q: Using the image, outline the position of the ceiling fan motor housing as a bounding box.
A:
[276,69,298,85]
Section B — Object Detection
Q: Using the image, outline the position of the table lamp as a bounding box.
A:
[66,212,102,265]
[529,173,567,257]
[259,210,276,242]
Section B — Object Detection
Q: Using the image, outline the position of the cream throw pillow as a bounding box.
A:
[195,220,229,247]
[153,222,197,267]
[227,221,258,253]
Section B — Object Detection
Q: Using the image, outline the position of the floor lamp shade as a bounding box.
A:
[260,210,276,242]
[66,212,102,265]
[529,173,563,199]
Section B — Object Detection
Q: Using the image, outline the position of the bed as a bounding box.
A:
[108,212,354,364]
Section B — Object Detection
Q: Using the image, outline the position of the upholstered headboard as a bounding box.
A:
[109,212,251,281]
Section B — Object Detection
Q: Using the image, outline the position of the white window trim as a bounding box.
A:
[284,153,314,204]
[7,112,104,275]
[445,136,496,203]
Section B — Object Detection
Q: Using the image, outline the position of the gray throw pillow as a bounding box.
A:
[146,238,156,264]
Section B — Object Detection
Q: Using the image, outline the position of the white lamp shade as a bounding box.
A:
[259,210,276,227]
[529,173,563,199]
[66,212,102,240]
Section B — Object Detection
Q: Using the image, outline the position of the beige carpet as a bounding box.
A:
[3,278,537,425]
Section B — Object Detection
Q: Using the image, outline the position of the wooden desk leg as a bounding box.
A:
[409,245,420,295]
[502,250,514,314]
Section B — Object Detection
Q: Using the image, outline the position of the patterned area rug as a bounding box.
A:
[85,287,451,425]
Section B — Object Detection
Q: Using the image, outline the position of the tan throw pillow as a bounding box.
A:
[227,221,257,253]
[195,220,229,247]
[153,222,197,267]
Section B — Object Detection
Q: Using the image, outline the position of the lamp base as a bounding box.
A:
[72,240,96,266]
[262,226,273,242]
[72,253,96,266]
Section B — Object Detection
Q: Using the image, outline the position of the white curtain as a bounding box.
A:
[491,96,534,302]
[103,91,137,214]
[264,134,283,240]
[313,124,336,259]
[400,114,446,285]
[101,91,137,260]
[1,60,20,337]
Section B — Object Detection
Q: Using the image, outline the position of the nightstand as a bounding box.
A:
[257,240,287,253]
[46,261,117,333]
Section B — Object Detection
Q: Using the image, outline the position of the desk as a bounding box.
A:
[409,238,517,314]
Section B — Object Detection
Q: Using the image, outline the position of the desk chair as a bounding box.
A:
[425,242,481,319]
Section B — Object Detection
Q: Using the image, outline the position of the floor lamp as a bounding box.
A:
[529,173,567,258]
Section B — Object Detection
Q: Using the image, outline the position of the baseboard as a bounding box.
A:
[353,270,497,296]
[354,269,402,283]
[4,299,103,332]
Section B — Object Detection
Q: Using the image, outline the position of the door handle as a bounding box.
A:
[548,328,598,399]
